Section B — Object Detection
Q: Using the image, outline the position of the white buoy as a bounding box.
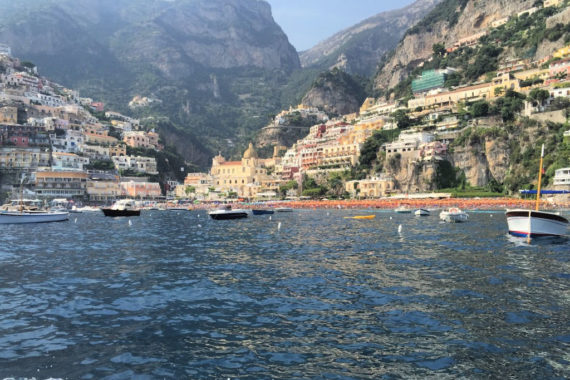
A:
[277,222,282,231]
[490,214,493,218]
[390,216,393,220]
[327,212,330,216]
[398,224,402,234]
[74,218,77,223]
[198,224,202,228]
[197,214,200,218]
[269,216,272,221]
[128,220,132,226]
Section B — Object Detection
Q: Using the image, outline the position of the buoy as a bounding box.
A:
[128,220,132,226]
[327,212,330,216]
[269,216,272,221]
[398,224,402,234]
[277,222,282,231]
[197,214,200,218]
[74,218,77,223]
[198,224,202,228]
[390,216,393,220]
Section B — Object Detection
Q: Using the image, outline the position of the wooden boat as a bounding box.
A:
[414,209,430,216]
[439,207,468,223]
[208,205,248,220]
[506,144,568,239]
[344,215,376,220]
[252,209,275,215]
[101,199,141,217]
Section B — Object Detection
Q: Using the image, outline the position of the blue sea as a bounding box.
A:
[0,209,568,379]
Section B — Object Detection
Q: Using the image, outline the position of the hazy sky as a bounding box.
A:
[266,0,416,51]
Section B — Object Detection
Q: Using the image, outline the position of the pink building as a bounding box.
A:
[550,58,570,78]
[120,181,162,198]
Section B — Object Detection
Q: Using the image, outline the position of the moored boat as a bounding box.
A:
[505,144,569,239]
[209,205,248,220]
[506,209,568,238]
[344,215,376,220]
[0,210,69,224]
[439,208,468,223]
[252,209,274,215]
[101,199,141,217]
[395,205,412,214]
[414,209,430,216]
[275,207,293,212]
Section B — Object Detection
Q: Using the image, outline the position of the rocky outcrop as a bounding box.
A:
[374,0,536,91]
[300,0,441,76]
[301,85,361,117]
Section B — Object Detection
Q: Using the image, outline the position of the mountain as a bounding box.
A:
[299,0,442,76]
[373,0,544,92]
[0,0,300,166]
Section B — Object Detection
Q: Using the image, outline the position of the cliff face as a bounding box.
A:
[374,0,536,90]
[0,0,300,166]
[299,0,441,76]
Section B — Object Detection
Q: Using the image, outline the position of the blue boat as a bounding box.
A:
[252,209,275,215]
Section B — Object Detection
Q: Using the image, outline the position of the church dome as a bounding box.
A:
[243,143,258,159]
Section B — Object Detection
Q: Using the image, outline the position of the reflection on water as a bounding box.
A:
[0,210,568,378]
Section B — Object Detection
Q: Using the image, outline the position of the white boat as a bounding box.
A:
[0,210,69,224]
[505,144,569,239]
[275,207,293,212]
[395,206,412,214]
[506,209,568,238]
[414,209,430,216]
[439,207,468,223]
[208,205,248,220]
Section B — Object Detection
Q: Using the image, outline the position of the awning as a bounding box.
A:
[519,190,570,194]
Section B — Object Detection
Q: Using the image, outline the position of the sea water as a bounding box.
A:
[0,210,568,378]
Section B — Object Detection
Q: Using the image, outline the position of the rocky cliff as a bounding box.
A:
[374,0,536,91]
[299,0,441,76]
[0,0,300,166]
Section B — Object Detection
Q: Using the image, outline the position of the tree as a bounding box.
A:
[184,186,196,196]
[433,43,447,57]
[528,88,550,106]
[391,109,412,129]
[279,180,298,197]
[471,100,489,117]
[327,173,344,198]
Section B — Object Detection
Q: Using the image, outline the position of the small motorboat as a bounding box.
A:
[439,208,468,223]
[414,209,430,216]
[209,205,248,220]
[101,199,141,217]
[344,215,376,220]
[275,207,293,212]
[395,206,412,214]
[252,209,275,215]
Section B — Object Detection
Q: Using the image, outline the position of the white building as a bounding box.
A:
[50,130,85,153]
[51,152,90,171]
[112,155,158,175]
[553,168,570,187]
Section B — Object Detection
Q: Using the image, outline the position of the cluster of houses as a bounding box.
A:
[2,0,570,204]
[0,48,164,202]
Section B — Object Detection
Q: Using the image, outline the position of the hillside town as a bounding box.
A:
[1,0,570,205]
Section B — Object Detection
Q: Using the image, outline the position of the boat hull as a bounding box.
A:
[252,209,275,215]
[506,209,568,237]
[0,211,69,224]
[440,211,468,223]
[414,209,430,216]
[209,211,248,220]
[102,209,141,217]
[275,208,293,212]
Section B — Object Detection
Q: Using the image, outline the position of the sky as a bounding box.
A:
[266,0,416,51]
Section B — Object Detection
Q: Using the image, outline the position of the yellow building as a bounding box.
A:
[87,173,120,202]
[554,45,570,59]
[359,98,376,114]
[345,177,395,198]
[0,106,18,124]
[210,143,281,199]
[544,0,562,8]
[175,172,213,198]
